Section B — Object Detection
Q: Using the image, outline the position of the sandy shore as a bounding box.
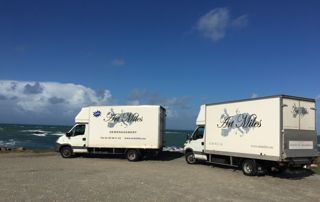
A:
[0,152,319,202]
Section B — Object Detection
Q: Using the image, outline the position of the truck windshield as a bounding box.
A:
[193,127,204,140]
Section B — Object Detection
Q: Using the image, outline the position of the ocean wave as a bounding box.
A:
[165,131,177,134]
[32,133,47,137]
[50,132,65,136]
[163,146,184,153]
[166,131,188,134]
[21,129,49,137]
[0,139,16,147]
[21,129,49,133]
[25,130,65,137]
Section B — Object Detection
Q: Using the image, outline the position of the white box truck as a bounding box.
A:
[184,95,318,176]
[56,105,166,161]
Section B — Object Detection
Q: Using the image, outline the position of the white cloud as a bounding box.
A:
[195,8,248,42]
[231,15,248,28]
[128,89,191,118]
[127,100,140,105]
[251,93,258,98]
[111,58,125,66]
[0,81,196,129]
[196,8,229,42]
[0,80,112,124]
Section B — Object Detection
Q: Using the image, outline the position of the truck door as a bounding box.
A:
[299,101,316,131]
[190,127,205,155]
[283,99,316,130]
[68,124,88,153]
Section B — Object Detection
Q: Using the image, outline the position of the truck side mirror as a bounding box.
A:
[186,134,191,140]
[66,132,72,137]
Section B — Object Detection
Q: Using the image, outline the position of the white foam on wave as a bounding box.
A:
[0,139,16,147]
[21,129,49,133]
[50,132,65,136]
[21,129,49,137]
[163,146,184,153]
[32,133,47,137]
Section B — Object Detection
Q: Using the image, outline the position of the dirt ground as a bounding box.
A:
[0,152,319,202]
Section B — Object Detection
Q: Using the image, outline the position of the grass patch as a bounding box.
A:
[311,167,320,175]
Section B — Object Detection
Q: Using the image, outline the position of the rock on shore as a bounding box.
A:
[0,147,26,152]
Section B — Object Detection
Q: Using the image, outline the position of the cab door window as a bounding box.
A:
[74,124,85,136]
[193,127,204,140]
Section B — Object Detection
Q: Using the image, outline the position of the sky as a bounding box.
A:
[0,0,319,130]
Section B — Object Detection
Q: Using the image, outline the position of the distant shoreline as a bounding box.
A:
[0,122,193,132]
[0,122,72,128]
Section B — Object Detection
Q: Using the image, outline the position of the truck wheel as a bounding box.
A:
[185,152,197,164]
[242,159,257,176]
[127,150,140,161]
[60,146,73,158]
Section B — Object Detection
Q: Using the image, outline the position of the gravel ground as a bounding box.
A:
[0,152,319,202]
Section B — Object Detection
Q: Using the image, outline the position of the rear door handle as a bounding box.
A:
[82,138,86,141]
[201,142,204,145]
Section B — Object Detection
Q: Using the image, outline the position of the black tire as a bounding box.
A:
[185,152,197,164]
[60,146,73,158]
[242,159,257,176]
[126,149,140,161]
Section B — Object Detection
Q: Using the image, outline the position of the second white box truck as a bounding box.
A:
[56,105,166,161]
[184,95,318,176]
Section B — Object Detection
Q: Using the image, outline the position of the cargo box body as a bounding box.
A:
[83,106,165,149]
[204,97,281,160]
[203,96,317,161]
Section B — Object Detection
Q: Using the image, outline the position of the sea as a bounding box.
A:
[0,124,190,151]
[0,123,319,152]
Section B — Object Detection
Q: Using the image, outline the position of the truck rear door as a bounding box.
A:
[282,98,317,158]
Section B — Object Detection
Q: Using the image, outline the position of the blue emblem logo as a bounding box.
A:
[93,110,101,117]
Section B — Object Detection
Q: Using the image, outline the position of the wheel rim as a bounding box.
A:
[187,153,195,163]
[128,152,136,160]
[244,164,252,173]
[244,162,252,174]
[62,148,71,157]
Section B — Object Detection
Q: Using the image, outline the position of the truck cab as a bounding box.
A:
[184,105,207,163]
[56,123,88,157]
[184,126,207,163]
